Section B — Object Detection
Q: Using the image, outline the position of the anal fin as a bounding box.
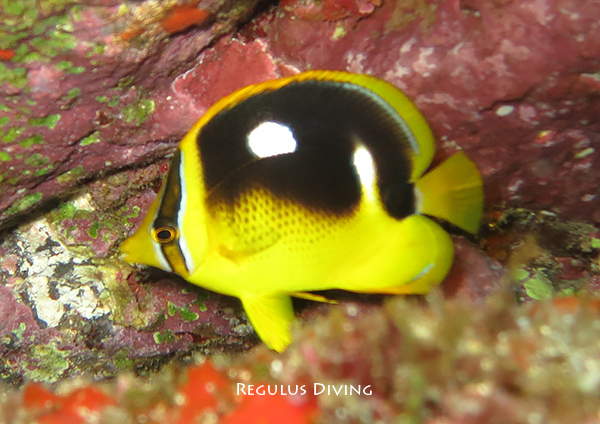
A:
[290,292,338,304]
[241,294,295,352]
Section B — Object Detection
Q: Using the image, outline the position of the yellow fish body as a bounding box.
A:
[121,71,483,352]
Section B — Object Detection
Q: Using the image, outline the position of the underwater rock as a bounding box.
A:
[0,0,261,229]
[0,205,252,383]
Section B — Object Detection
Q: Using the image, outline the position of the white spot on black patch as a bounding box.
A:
[353,145,376,199]
[247,121,298,158]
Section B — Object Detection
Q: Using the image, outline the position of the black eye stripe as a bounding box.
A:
[153,151,183,228]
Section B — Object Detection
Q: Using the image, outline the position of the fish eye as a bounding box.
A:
[152,226,178,244]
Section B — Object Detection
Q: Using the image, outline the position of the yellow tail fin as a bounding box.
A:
[414,152,483,235]
[240,294,295,352]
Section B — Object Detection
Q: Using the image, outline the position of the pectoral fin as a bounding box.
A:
[241,294,295,352]
[231,226,281,256]
[210,199,281,261]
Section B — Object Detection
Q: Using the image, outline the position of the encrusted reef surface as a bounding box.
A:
[3,296,600,423]
[1,0,600,421]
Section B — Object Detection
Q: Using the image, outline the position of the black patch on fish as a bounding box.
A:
[197,79,416,218]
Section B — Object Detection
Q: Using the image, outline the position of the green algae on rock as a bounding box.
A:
[22,342,71,383]
[384,0,437,33]
[4,192,43,215]
[121,96,155,126]
[153,329,177,344]
[0,0,258,228]
[28,114,61,129]
[79,131,101,146]
[168,301,201,322]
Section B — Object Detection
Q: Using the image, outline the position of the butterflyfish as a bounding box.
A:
[121,70,484,352]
